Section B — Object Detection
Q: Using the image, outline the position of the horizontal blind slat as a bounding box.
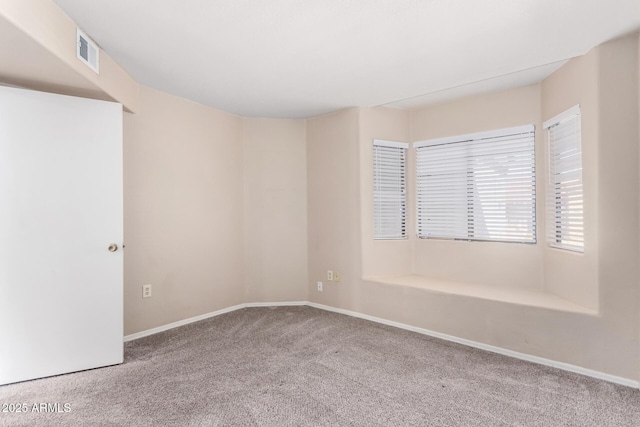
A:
[546,110,583,252]
[373,143,407,240]
[416,126,536,243]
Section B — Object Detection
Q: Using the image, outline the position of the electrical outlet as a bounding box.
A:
[333,271,340,282]
[142,284,152,298]
[317,281,323,292]
[327,270,333,281]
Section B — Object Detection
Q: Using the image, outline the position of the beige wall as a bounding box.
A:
[0,0,139,112]
[592,33,639,373]
[307,109,362,310]
[123,86,244,335]
[410,85,545,290]
[308,35,640,381]
[243,118,308,302]
[541,50,600,309]
[359,107,413,277]
[123,99,310,334]
[5,0,640,383]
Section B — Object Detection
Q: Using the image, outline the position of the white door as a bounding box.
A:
[0,86,123,385]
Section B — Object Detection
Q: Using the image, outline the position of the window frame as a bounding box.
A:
[373,139,408,240]
[413,124,537,244]
[543,105,584,253]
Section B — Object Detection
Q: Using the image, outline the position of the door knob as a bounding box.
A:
[108,243,118,252]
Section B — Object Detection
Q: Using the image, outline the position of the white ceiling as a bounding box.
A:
[53,0,640,119]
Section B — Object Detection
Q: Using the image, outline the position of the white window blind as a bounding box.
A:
[414,125,536,243]
[373,140,408,240]
[544,105,583,252]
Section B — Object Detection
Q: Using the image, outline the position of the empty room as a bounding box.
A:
[1,0,640,425]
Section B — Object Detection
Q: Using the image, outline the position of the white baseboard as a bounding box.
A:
[305,302,639,389]
[123,301,306,341]
[123,300,639,389]
[123,303,246,342]
[245,301,307,308]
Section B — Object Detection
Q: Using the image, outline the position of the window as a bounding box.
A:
[543,105,583,252]
[373,140,408,240]
[414,125,536,243]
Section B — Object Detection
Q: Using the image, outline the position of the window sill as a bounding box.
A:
[362,275,597,315]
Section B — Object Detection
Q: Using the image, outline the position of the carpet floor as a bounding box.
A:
[0,306,639,426]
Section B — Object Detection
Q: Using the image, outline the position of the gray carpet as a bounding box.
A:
[0,306,639,426]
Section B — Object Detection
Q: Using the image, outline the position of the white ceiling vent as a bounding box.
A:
[76,28,99,74]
